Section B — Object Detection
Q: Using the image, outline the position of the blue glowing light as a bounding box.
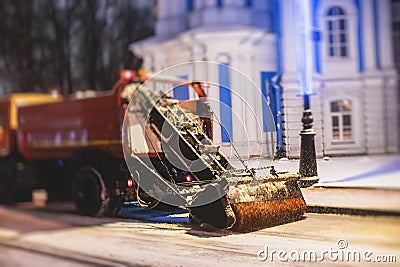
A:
[295,0,314,95]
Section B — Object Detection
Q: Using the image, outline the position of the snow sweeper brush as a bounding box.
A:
[187,168,306,233]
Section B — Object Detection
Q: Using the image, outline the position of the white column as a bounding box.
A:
[238,53,259,150]
[205,54,222,144]
[280,0,298,80]
[195,0,204,10]
[155,1,170,36]
[230,57,246,148]
[364,79,386,153]
[378,0,395,70]
[204,0,216,8]
[157,0,170,20]
[362,0,377,72]
[188,43,205,99]
[225,0,245,7]
[174,0,187,16]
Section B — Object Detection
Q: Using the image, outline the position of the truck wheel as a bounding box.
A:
[72,166,109,217]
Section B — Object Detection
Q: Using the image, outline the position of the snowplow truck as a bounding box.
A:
[123,73,306,232]
[0,70,306,232]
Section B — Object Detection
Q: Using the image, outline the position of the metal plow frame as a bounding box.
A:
[126,85,307,233]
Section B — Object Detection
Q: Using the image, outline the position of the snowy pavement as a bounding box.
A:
[232,154,400,189]
[1,206,399,267]
[272,154,400,189]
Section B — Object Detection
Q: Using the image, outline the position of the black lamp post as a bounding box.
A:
[298,93,319,187]
[293,0,319,187]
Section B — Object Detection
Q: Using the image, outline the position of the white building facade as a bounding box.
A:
[131,0,399,158]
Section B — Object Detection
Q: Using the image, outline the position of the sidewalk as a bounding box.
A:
[273,154,400,189]
[272,154,400,214]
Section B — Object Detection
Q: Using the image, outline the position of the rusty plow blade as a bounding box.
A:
[188,171,306,233]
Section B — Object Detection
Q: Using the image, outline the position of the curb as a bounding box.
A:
[306,205,400,217]
[302,186,400,216]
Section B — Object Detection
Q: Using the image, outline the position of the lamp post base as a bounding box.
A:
[298,103,319,187]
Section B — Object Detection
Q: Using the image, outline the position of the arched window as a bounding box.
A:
[326,6,348,58]
[330,100,353,141]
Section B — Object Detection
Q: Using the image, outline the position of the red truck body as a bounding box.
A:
[0,71,210,216]
[17,91,123,161]
[0,75,135,212]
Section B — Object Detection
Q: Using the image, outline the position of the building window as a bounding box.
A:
[330,100,353,141]
[326,6,348,58]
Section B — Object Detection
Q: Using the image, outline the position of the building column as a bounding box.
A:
[157,0,169,20]
[240,54,259,144]
[377,0,398,153]
[280,0,303,158]
[280,0,298,82]
[205,53,222,145]
[362,0,377,73]
[190,40,207,99]
[364,78,386,154]
[204,0,216,8]
[155,1,171,36]
[156,0,187,37]
[224,0,246,7]
[378,0,395,70]
[238,44,268,157]
[229,57,247,157]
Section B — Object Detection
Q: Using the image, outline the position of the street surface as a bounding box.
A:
[0,202,399,266]
[1,154,399,266]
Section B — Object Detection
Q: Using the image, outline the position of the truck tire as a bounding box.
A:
[72,166,109,217]
[71,164,124,217]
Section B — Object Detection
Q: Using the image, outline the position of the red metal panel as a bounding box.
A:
[0,101,12,156]
[17,93,123,160]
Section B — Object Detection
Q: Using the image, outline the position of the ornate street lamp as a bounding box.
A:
[295,0,319,187]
